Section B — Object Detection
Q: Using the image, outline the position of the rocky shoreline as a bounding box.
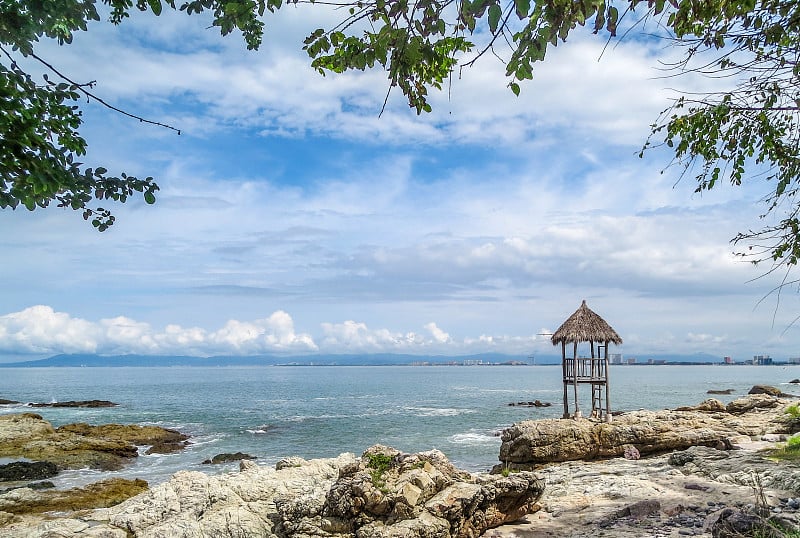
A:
[0,391,798,537]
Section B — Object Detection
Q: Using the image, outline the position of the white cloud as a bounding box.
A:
[0,307,316,357]
[425,322,451,344]
[0,306,99,354]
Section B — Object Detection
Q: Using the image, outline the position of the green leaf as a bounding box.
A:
[488,4,502,33]
[148,0,163,15]
[144,191,156,204]
[510,82,520,96]
[514,0,530,19]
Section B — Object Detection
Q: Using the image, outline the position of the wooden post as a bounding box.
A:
[572,341,581,418]
[561,341,569,418]
[604,341,612,423]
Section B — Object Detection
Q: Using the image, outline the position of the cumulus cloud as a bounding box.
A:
[0,306,317,357]
[425,322,451,344]
[0,306,100,354]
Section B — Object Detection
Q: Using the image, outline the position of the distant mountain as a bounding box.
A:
[0,352,540,368]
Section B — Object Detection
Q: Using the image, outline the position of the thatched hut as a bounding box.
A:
[551,300,622,422]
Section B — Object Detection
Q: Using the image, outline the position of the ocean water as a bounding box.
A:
[1,364,798,488]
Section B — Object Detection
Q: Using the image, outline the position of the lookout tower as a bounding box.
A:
[551,300,622,422]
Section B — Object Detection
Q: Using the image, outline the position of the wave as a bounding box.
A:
[404,407,476,417]
[245,425,273,434]
[448,430,501,446]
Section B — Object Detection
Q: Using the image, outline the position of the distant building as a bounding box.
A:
[626,358,637,365]
[789,357,800,365]
[723,356,734,364]
[609,353,623,365]
[753,355,773,365]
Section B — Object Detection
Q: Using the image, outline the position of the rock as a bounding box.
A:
[0,399,20,405]
[276,456,306,469]
[56,422,189,452]
[707,389,735,395]
[676,398,727,412]
[240,459,259,472]
[599,499,660,526]
[98,446,543,538]
[726,394,781,414]
[0,461,58,482]
[0,478,148,514]
[28,400,118,408]
[202,452,257,464]
[0,413,189,471]
[508,400,552,407]
[1,481,56,494]
[673,445,800,493]
[710,507,784,538]
[498,396,793,467]
[790,379,800,384]
[749,385,783,396]
[623,445,640,460]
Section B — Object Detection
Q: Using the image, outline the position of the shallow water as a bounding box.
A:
[1,364,797,487]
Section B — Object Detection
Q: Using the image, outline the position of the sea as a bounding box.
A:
[1,364,799,489]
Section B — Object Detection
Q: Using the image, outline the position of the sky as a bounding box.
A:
[1,4,799,362]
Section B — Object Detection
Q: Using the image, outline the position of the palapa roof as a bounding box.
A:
[551,300,622,346]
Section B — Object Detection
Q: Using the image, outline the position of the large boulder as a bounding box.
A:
[85,446,543,538]
[498,396,793,468]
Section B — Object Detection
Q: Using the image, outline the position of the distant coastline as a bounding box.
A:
[1,352,797,368]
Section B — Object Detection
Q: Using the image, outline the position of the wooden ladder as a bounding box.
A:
[591,383,605,418]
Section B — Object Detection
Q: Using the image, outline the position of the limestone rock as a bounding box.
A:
[726,394,781,414]
[99,446,543,538]
[676,398,727,412]
[498,396,793,467]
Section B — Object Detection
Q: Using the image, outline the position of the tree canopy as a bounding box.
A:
[1,0,799,276]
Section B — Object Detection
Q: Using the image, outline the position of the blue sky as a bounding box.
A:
[1,5,798,362]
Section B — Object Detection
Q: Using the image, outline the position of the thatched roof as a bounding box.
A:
[551,300,622,346]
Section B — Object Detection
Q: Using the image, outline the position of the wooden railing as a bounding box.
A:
[564,357,607,383]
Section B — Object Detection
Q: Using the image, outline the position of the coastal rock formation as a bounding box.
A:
[57,423,189,454]
[0,413,189,471]
[0,399,20,405]
[5,446,544,538]
[29,400,118,408]
[490,442,800,538]
[498,395,792,468]
[0,478,148,515]
[507,401,552,407]
[202,452,256,464]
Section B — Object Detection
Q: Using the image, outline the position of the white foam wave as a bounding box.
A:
[448,431,501,445]
[405,407,475,417]
[246,425,272,434]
